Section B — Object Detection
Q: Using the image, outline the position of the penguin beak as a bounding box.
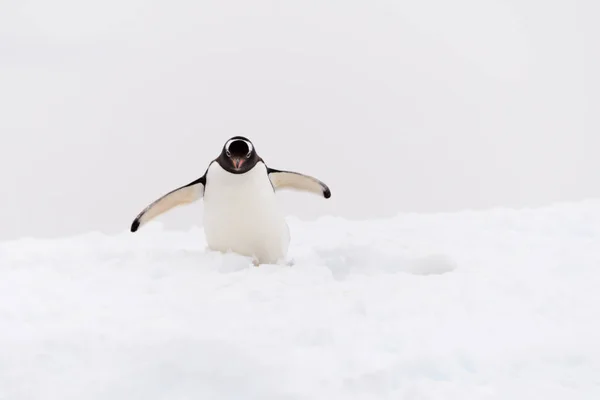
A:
[231,157,245,169]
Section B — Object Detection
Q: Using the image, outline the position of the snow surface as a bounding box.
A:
[1,201,600,399]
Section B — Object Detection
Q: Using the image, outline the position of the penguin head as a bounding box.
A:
[217,136,260,174]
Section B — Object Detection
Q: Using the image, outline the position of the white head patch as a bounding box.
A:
[225,138,253,156]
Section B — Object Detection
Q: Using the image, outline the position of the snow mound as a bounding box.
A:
[315,245,457,279]
[1,201,600,399]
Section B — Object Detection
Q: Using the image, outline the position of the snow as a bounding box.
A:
[1,201,600,399]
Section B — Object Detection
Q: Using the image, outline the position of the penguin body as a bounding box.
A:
[130,136,330,265]
[203,161,290,264]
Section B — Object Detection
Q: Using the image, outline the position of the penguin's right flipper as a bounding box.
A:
[130,176,206,232]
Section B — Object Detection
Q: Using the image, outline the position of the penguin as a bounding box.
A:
[130,136,331,265]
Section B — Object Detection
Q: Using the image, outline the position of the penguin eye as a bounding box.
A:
[246,152,252,158]
[226,150,231,157]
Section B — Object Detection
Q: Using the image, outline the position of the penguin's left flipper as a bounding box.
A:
[267,168,331,198]
[130,176,206,232]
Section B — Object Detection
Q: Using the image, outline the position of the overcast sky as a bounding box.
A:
[0,0,598,240]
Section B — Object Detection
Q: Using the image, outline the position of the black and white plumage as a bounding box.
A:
[130,136,331,264]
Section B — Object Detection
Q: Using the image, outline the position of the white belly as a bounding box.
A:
[202,162,290,264]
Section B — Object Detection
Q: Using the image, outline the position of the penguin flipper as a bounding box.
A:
[267,168,331,198]
[130,176,206,232]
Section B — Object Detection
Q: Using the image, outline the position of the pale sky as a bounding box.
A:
[0,0,598,240]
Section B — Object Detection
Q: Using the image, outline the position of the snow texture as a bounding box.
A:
[1,201,600,399]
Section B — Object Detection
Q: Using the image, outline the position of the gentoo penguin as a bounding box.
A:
[130,136,331,265]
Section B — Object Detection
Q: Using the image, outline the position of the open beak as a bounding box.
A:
[231,157,245,169]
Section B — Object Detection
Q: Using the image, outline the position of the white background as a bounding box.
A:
[0,0,598,240]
